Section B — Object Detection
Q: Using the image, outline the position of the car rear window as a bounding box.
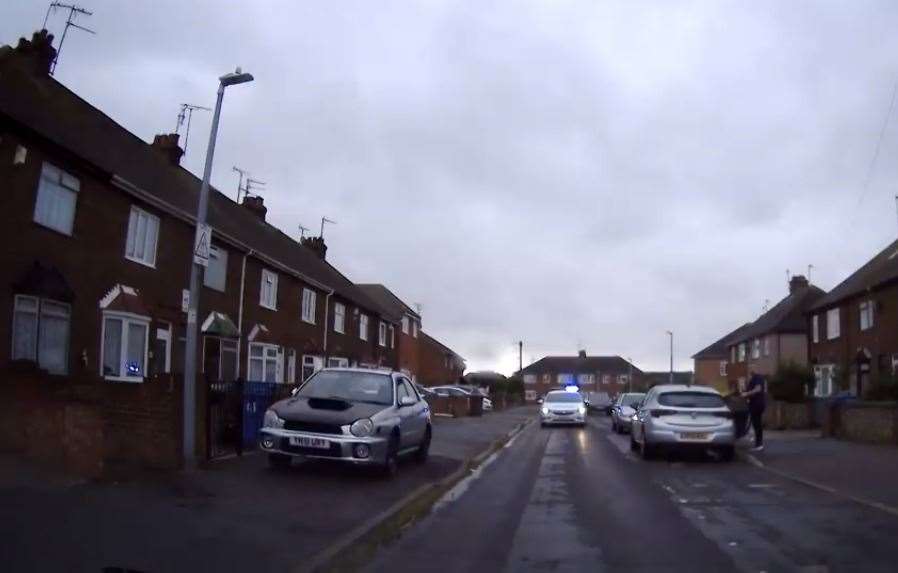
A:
[658,392,725,408]
[546,392,582,403]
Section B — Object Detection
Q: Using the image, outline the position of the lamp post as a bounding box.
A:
[183,68,253,468]
[666,330,674,384]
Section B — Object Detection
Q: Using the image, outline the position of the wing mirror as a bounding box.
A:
[537,398,544,404]
[399,396,416,407]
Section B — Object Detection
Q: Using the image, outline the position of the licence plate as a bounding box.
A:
[679,432,709,441]
[290,436,330,449]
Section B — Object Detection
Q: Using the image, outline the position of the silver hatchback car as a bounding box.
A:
[630,385,735,461]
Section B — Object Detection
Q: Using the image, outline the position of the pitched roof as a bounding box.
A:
[356,284,420,323]
[521,355,641,375]
[691,323,752,360]
[810,237,898,311]
[641,371,694,386]
[420,331,464,361]
[0,37,383,316]
[730,283,826,344]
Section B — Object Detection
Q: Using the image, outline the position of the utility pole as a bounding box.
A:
[666,330,674,384]
[518,341,523,374]
[627,357,633,393]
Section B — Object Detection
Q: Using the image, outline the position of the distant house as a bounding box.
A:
[692,323,751,394]
[518,352,641,402]
[418,332,466,386]
[808,238,898,398]
[636,371,694,391]
[725,275,825,389]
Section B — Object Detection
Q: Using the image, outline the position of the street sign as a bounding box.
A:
[193,223,211,266]
[181,289,190,313]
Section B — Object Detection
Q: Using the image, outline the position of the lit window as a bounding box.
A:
[301,288,316,324]
[859,300,874,331]
[826,308,840,340]
[102,313,150,382]
[359,314,369,341]
[203,245,228,292]
[12,295,70,374]
[334,302,346,333]
[125,206,160,267]
[249,343,281,382]
[34,162,79,235]
[260,269,278,310]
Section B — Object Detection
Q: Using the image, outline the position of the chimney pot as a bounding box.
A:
[578,350,587,359]
[301,236,328,260]
[15,29,56,75]
[241,195,267,221]
[151,133,184,166]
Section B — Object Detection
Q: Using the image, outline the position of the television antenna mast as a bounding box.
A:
[807,264,815,283]
[175,103,210,156]
[44,3,96,75]
[298,224,310,239]
[320,216,336,238]
[232,167,265,203]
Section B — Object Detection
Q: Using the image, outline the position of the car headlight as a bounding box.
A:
[263,409,284,429]
[541,406,549,415]
[631,414,639,421]
[578,405,587,415]
[350,418,375,437]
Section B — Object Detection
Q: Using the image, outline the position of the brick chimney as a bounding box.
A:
[301,236,327,260]
[578,349,587,359]
[151,133,184,166]
[15,29,56,75]
[241,195,267,221]
[789,274,809,294]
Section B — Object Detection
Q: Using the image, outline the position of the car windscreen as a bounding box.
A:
[297,371,393,405]
[621,394,644,407]
[658,392,724,408]
[545,392,582,403]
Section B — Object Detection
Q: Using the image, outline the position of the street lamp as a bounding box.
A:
[183,67,253,468]
[666,330,674,384]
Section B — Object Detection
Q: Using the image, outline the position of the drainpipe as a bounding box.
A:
[236,250,253,378]
[322,289,334,356]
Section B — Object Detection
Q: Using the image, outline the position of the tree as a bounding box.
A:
[768,361,815,403]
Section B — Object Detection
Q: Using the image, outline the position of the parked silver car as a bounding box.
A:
[610,392,645,434]
[540,390,587,426]
[259,368,431,476]
[630,385,735,461]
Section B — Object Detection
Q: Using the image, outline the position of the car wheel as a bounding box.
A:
[382,434,399,477]
[720,446,735,462]
[268,453,291,470]
[414,426,432,463]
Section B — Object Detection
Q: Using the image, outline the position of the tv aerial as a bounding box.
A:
[233,166,266,203]
[175,104,210,156]
[43,2,96,75]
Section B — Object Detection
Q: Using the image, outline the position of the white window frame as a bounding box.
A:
[412,321,418,338]
[11,295,71,375]
[203,245,228,292]
[401,316,410,335]
[523,374,537,385]
[248,342,281,383]
[719,361,727,377]
[101,311,150,383]
[763,336,770,357]
[859,300,874,331]
[124,206,160,268]
[302,354,324,381]
[738,343,746,362]
[33,161,79,236]
[301,287,317,324]
[359,314,369,341]
[327,357,350,368]
[334,302,346,334]
[813,364,836,398]
[751,338,760,359]
[826,308,840,340]
[260,269,278,310]
[378,321,387,347]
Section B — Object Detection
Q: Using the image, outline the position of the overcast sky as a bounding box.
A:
[5,1,898,374]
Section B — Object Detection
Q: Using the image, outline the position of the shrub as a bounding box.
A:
[768,362,815,403]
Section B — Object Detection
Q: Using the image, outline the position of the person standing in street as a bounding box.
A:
[742,370,767,451]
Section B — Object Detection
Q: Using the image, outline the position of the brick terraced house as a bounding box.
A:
[519,352,642,402]
[0,30,399,471]
[356,283,423,381]
[417,332,466,387]
[692,323,751,394]
[808,238,898,398]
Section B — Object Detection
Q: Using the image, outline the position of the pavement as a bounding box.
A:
[364,413,898,572]
[0,405,534,573]
[741,429,898,512]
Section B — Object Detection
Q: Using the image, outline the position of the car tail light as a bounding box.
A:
[650,409,676,418]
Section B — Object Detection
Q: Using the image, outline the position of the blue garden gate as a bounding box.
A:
[242,381,297,450]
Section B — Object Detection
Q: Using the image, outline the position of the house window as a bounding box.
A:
[334,302,346,333]
[102,312,150,381]
[33,162,79,235]
[378,321,387,347]
[719,361,727,377]
[541,373,550,383]
[751,339,760,359]
[327,357,349,368]
[155,326,172,374]
[302,355,323,381]
[812,315,820,343]
[402,316,410,334]
[389,325,395,348]
[813,364,836,398]
[602,374,611,385]
[248,343,280,382]
[301,288,316,324]
[763,336,770,356]
[359,314,369,341]
[203,245,228,292]
[412,321,418,338]
[11,295,70,375]
[125,206,160,267]
[523,374,536,385]
[260,269,278,310]
[826,308,840,340]
[738,343,746,362]
[859,300,874,331]
[618,374,628,385]
[578,373,595,387]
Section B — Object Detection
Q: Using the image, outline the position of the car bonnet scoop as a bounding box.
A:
[307,397,353,411]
